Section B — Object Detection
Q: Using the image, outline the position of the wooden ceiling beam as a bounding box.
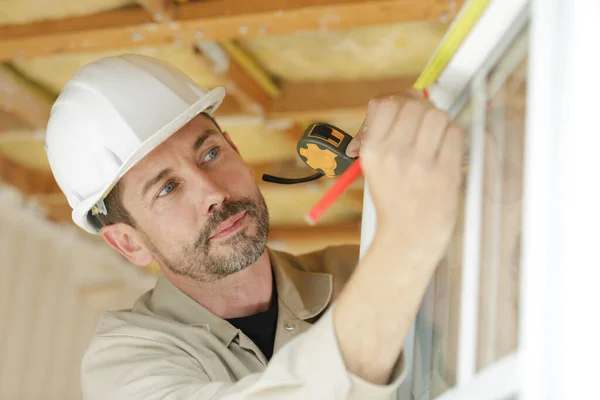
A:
[133,1,277,114]
[0,152,60,196]
[0,0,463,61]
[196,41,276,115]
[213,75,419,123]
[0,65,53,129]
[268,75,419,120]
[135,0,175,22]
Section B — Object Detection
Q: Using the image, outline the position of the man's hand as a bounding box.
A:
[349,90,465,263]
[333,90,465,387]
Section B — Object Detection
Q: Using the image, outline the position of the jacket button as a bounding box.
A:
[284,322,295,331]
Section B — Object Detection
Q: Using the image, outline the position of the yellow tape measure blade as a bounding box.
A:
[414,0,492,91]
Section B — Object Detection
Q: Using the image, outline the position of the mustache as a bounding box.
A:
[195,198,258,248]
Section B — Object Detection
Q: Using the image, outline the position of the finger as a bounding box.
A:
[406,88,427,100]
[386,100,428,150]
[437,123,465,172]
[347,100,376,157]
[414,109,451,161]
[361,98,401,149]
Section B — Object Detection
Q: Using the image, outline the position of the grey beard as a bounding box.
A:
[153,192,270,282]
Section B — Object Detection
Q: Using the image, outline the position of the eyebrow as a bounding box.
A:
[140,129,219,200]
[141,168,172,200]
[193,129,218,152]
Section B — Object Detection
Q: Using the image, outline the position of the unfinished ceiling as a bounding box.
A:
[0,0,462,268]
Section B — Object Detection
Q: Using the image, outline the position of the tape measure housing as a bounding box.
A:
[297,123,356,177]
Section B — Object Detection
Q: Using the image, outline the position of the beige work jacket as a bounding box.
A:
[81,245,406,399]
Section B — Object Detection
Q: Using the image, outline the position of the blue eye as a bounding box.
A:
[158,182,176,197]
[204,147,218,162]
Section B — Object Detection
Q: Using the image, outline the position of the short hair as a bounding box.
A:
[92,112,222,229]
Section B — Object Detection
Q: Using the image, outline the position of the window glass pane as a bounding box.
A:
[477,27,527,370]
[420,26,528,399]
[427,101,473,399]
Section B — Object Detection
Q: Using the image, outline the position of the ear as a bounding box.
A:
[223,132,240,154]
[101,224,154,266]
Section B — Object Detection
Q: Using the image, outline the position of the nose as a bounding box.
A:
[189,167,230,216]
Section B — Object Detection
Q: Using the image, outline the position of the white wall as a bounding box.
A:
[0,186,154,400]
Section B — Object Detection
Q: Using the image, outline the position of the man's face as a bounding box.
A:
[117,114,269,282]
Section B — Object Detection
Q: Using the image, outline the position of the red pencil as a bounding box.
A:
[305,159,363,225]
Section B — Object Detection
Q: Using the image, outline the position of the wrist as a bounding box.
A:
[366,227,443,279]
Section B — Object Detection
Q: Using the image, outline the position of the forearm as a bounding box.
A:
[334,230,440,385]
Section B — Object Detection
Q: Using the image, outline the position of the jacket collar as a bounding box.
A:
[141,247,333,347]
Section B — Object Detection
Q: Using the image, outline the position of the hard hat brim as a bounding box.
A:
[72,86,227,234]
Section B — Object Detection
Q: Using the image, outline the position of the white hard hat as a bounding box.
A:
[45,54,226,234]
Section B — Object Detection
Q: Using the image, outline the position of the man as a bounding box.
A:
[45,54,464,399]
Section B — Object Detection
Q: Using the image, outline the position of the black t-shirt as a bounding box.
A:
[226,286,279,360]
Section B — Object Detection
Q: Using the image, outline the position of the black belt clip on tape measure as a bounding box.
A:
[262,122,357,185]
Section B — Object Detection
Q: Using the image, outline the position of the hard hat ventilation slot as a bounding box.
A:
[104,146,124,168]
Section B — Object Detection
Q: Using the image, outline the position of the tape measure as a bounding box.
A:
[262,123,356,185]
[414,0,491,90]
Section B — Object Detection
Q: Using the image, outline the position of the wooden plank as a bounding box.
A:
[269,75,419,120]
[282,123,306,143]
[135,0,275,114]
[196,41,274,115]
[0,110,28,132]
[211,75,419,122]
[0,66,53,129]
[135,0,175,22]
[224,54,273,114]
[0,152,60,196]
[135,1,276,114]
[0,0,463,60]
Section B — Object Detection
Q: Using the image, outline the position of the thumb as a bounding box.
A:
[346,125,365,157]
[346,99,377,157]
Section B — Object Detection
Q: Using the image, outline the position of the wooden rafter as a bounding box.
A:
[0,152,59,196]
[196,41,275,115]
[135,0,175,22]
[213,75,419,122]
[0,65,53,129]
[133,1,277,114]
[282,123,306,144]
[268,75,419,120]
[0,0,463,61]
